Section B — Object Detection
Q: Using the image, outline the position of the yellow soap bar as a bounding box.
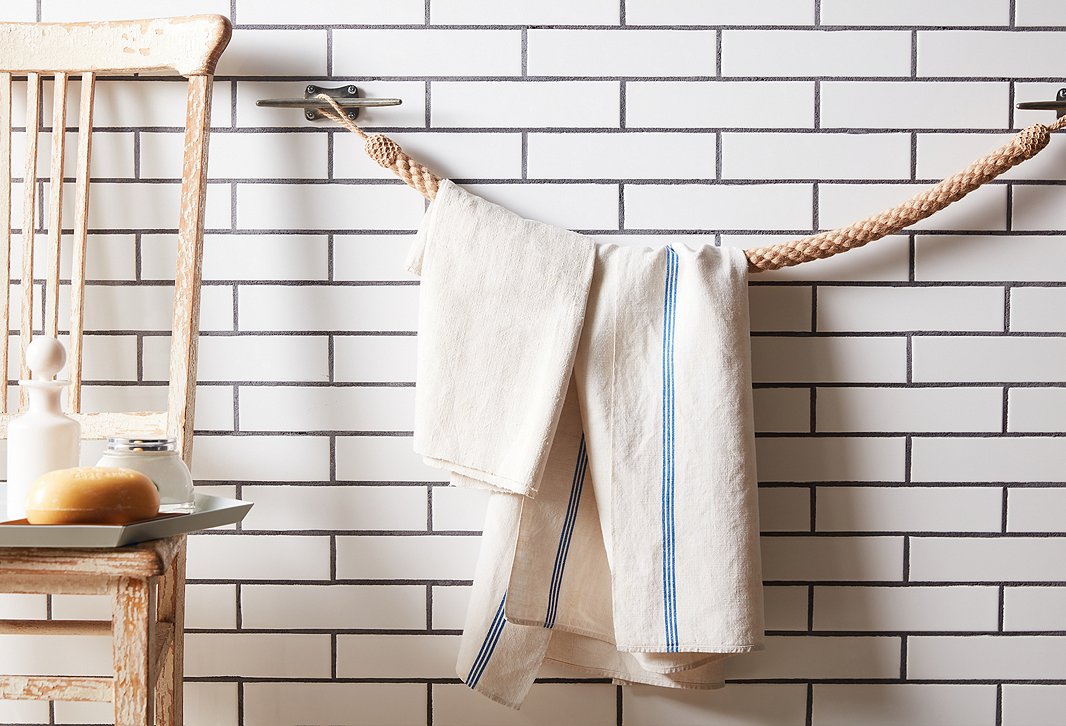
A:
[25,467,160,525]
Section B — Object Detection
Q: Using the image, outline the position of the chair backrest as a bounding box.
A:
[0,15,231,465]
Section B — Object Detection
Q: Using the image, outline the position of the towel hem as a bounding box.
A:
[543,656,727,690]
[615,642,765,655]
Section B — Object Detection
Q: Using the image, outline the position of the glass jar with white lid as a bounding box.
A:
[96,437,195,513]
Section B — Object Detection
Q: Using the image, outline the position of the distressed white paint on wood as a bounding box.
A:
[0,16,231,76]
[67,72,95,413]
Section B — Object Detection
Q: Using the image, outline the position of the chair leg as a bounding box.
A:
[155,538,186,725]
[112,577,153,726]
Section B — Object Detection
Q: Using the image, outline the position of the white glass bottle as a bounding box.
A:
[96,438,195,513]
[6,337,81,521]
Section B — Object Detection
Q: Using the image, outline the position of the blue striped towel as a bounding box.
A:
[410,182,765,709]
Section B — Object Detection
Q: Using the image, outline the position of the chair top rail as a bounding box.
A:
[0,15,231,77]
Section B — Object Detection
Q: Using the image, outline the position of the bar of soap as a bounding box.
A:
[25,467,160,525]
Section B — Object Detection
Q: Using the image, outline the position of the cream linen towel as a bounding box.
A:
[408,182,763,708]
[405,179,595,498]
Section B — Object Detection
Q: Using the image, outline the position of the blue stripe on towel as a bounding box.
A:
[544,435,589,628]
[661,246,679,651]
[467,595,507,689]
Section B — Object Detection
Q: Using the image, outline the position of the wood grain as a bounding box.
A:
[67,72,95,413]
[43,71,67,340]
[0,16,231,76]
[112,577,152,726]
[18,73,39,401]
[0,675,112,702]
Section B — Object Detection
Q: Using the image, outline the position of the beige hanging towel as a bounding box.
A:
[407,180,764,708]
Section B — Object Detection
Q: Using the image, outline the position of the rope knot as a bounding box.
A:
[1017,124,1051,158]
[364,134,402,168]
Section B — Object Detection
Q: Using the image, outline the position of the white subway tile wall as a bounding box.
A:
[0,1,1062,724]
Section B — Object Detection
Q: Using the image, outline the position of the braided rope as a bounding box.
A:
[319,93,1066,273]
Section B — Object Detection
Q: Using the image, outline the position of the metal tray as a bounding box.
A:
[0,494,252,548]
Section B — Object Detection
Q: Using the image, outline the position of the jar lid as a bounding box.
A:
[106,437,177,453]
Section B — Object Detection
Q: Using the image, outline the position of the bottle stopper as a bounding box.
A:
[25,336,67,381]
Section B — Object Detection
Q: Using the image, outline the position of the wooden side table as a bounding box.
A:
[0,535,187,726]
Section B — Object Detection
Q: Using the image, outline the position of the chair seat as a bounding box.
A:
[0,535,182,579]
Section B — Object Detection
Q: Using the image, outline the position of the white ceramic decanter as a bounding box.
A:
[5,337,81,521]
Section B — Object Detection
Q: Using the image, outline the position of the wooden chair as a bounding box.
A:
[0,16,230,725]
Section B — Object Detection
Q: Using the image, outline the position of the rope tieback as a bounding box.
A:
[318,93,1066,273]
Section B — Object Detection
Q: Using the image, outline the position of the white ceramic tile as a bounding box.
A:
[751,337,907,383]
[821,0,1008,25]
[240,485,427,531]
[1010,288,1066,332]
[726,635,902,679]
[752,387,811,433]
[761,536,905,580]
[142,131,329,180]
[916,236,1066,282]
[527,132,716,179]
[192,435,331,481]
[336,634,459,677]
[239,386,414,432]
[919,31,1063,77]
[625,0,815,25]
[217,29,328,77]
[723,31,911,77]
[1003,686,1066,726]
[814,586,1000,631]
[431,0,619,24]
[820,82,1008,129]
[237,0,424,23]
[237,183,424,231]
[764,587,810,631]
[912,337,1066,383]
[334,30,522,76]
[813,684,998,726]
[463,183,620,230]
[1013,186,1066,231]
[759,487,811,532]
[241,584,427,629]
[432,82,620,128]
[185,633,331,677]
[528,30,717,76]
[243,683,426,726]
[1004,587,1066,631]
[756,437,906,482]
[818,286,1004,332]
[334,335,417,383]
[334,132,522,181]
[722,132,911,180]
[910,537,1066,580]
[816,486,1002,532]
[625,184,813,231]
[1007,488,1066,532]
[40,0,228,20]
[335,436,447,482]
[336,535,481,580]
[817,387,1003,433]
[333,235,420,282]
[912,437,1066,482]
[238,285,419,332]
[747,286,812,332]
[1014,0,1066,25]
[432,485,492,531]
[187,534,331,580]
[909,636,1066,679]
[1008,388,1066,432]
[627,81,816,129]
[436,683,618,726]
[432,585,471,630]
